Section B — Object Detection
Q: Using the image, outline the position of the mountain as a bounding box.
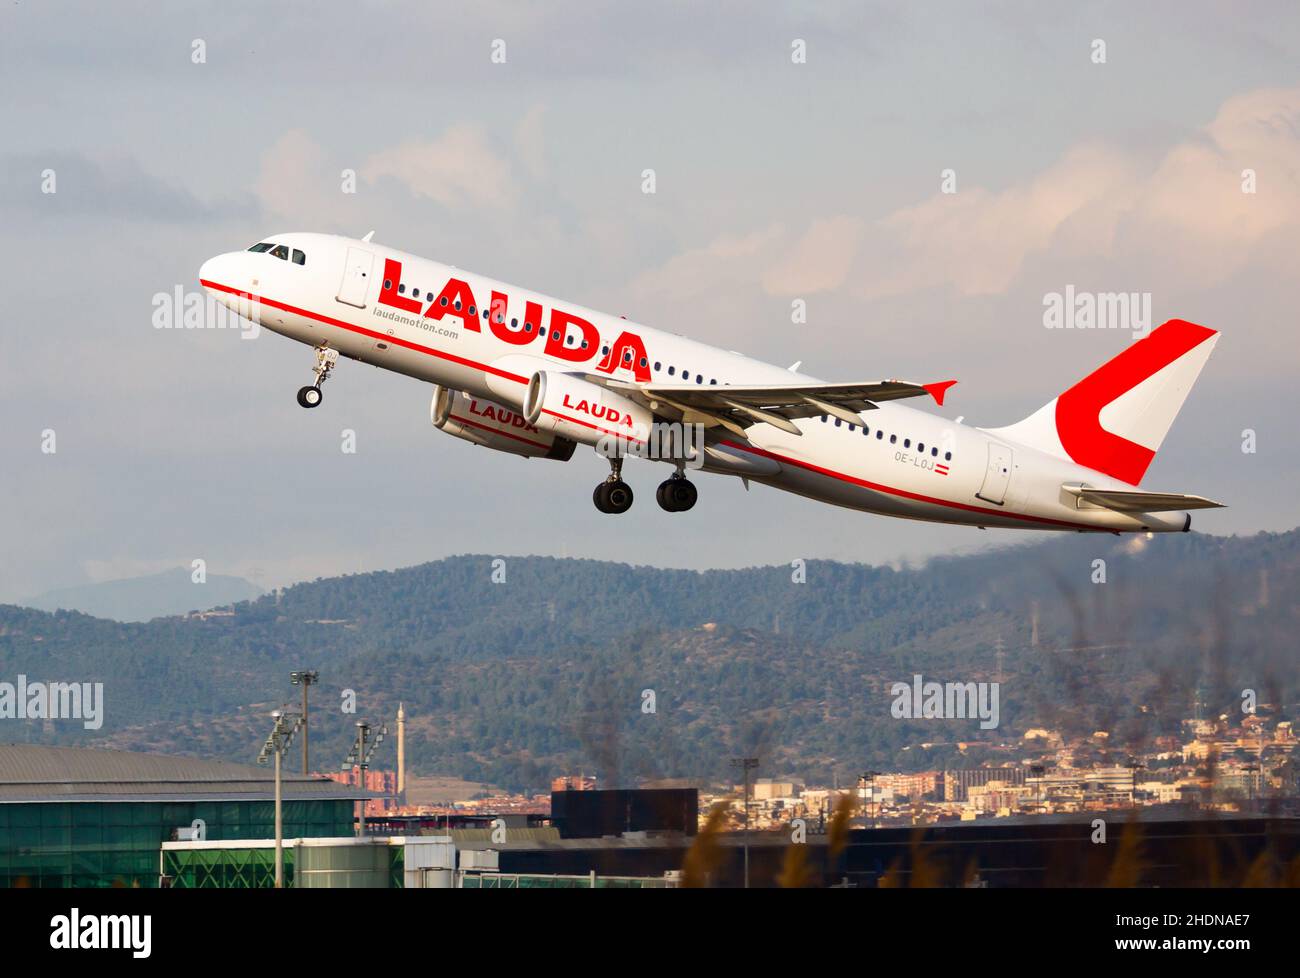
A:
[0,530,1296,792]
[22,568,263,622]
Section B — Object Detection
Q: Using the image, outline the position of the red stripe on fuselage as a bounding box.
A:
[199,279,529,385]
[721,441,1104,530]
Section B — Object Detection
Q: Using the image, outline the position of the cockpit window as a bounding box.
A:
[248,242,275,253]
[292,249,306,265]
[270,245,290,260]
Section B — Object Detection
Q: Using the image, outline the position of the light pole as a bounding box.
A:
[730,757,758,888]
[290,670,319,775]
[860,770,881,828]
[343,720,387,836]
[257,708,304,888]
[1125,759,1145,809]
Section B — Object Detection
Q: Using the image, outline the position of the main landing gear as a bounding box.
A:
[591,459,699,515]
[296,346,339,409]
[593,456,634,515]
[656,473,698,512]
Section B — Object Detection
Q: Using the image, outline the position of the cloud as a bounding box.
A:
[0,151,249,222]
[629,225,785,302]
[762,216,866,295]
[514,104,548,180]
[633,86,1300,309]
[364,125,519,211]
[853,86,1300,298]
[254,129,348,224]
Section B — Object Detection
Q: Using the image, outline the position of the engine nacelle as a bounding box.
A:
[522,371,654,450]
[431,386,576,461]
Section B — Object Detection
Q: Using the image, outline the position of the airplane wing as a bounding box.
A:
[592,377,957,437]
[1064,486,1225,512]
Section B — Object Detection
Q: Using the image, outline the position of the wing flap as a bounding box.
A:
[595,377,954,435]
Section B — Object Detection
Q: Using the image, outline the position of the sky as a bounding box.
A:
[1,1,1298,602]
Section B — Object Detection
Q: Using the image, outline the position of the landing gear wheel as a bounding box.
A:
[594,480,634,514]
[297,346,338,409]
[657,477,697,512]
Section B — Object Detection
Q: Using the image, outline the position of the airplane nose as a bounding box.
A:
[198,254,222,286]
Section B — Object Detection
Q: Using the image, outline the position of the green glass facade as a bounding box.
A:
[163,846,296,889]
[0,800,355,888]
[165,842,403,888]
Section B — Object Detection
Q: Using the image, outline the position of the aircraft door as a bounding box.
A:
[335,248,374,308]
[976,442,1013,505]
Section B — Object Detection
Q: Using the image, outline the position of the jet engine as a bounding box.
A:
[521,371,654,450]
[431,386,576,461]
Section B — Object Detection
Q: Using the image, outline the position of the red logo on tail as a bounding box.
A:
[1055,319,1216,485]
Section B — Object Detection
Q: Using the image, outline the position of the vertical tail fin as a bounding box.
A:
[988,319,1218,485]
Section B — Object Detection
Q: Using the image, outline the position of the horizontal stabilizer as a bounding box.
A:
[1063,485,1225,513]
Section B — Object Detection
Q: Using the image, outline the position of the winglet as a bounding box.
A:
[923,380,957,406]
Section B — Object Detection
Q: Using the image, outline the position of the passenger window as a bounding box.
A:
[398,284,407,294]
[834,418,842,427]
[904,439,911,448]
[668,366,675,376]
[890,434,897,444]
[944,451,952,461]
[931,447,938,457]
[917,443,924,452]
[292,249,306,265]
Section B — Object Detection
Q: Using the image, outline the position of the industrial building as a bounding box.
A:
[0,744,371,887]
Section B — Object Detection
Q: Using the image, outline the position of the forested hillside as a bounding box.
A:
[1,529,1296,791]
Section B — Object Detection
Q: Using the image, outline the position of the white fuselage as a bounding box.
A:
[199,232,1190,533]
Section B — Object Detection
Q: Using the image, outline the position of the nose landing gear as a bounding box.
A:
[297,346,339,408]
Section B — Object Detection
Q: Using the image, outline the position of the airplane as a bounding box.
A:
[199,232,1224,532]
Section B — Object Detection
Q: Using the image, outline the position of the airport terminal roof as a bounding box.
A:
[0,743,375,803]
